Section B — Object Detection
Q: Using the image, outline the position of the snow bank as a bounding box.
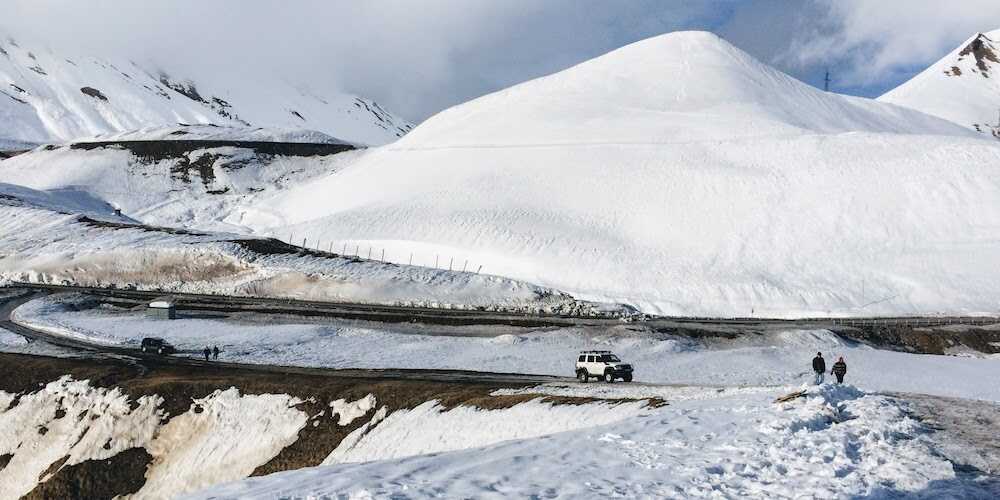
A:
[323,398,651,465]
[0,184,606,314]
[192,387,978,499]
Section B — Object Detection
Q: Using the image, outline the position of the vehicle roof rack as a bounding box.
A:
[579,350,612,354]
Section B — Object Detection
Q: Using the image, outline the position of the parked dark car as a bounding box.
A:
[140,337,175,355]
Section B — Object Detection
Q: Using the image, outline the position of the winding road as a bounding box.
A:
[0,288,564,385]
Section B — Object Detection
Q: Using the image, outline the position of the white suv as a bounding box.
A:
[576,350,633,383]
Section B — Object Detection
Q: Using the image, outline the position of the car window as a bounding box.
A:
[586,355,594,362]
[578,355,585,362]
[598,354,620,362]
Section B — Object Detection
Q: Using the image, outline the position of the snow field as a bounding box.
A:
[0,145,368,232]
[192,385,980,499]
[0,292,28,350]
[0,327,27,347]
[266,131,1000,318]
[14,295,1000,402]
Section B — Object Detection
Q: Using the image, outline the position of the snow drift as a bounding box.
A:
[880,29,1000,138]
[0,35,411,147]
[246,31,1000,317]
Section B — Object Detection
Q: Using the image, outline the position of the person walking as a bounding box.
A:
[203,346,211,361]
[212,346,220,360]
[832,357,847,384]
[812,352,826,385]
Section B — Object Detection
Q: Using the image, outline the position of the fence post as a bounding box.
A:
[381,249,385,262]
[409,253,413,265]
[462,260,467,272]
[449,257,453,271]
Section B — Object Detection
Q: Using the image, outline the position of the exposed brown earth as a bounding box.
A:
[833,324,1000,355]
[24,449,151,500]
[69,140,354,160]
[0,353,655,499]
[958,35,999,75]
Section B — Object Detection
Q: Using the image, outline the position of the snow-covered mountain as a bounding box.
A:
[880,30,1000,138]
[243,31,1000,317]
[0,125,360,232]
[0,35,412,147]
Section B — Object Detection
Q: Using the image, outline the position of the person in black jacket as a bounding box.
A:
[812,352,826,385]
[832,357,847,384]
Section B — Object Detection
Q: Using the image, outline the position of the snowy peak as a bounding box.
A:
[402,31,971,148]
[948,32,999,78]
[0,35,413,147]
[879,29,1000,139]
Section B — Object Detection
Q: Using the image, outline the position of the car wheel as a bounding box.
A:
[623,375,633,383]
[604,373,614,383]
[577,370,588,383]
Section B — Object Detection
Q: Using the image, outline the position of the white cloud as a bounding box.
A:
[2,1,998,120]
[776,1,1000,89]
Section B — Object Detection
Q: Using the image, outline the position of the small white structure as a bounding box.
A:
[148,299,176,320]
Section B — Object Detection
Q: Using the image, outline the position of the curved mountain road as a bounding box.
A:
[0,288,566,385]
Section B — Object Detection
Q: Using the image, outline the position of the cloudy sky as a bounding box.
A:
[3,0,1000,122]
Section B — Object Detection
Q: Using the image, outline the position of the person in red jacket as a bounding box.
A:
[831,357,847,384]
